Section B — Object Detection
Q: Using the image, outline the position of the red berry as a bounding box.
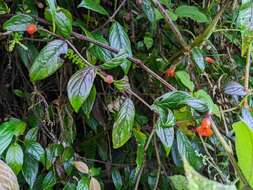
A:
[205,57,215,64]
[26,24,37,35]
[105,75,114,84]
[166,67,175,77]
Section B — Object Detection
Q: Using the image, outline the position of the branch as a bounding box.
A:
[151,0,190,51]
[210,117,252,189]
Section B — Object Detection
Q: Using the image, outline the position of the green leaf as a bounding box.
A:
[0,0,10,14]
[233,121,253,188]
[133,129,146,175]
[144,36,154,49]
[63,182,76,190]
[153,91,192,110]
[67,67,97,112]
[109,22,132,74]
[42,171,57,190]
[88,32,112,62]
[177,130,202,170]
[112,168,123,190]
[236,1,253,56]
[82,86,96,118]
[112,98,135,149]
[17,43,39,69]
[77,176,89,190]
[78,0,108,15]
[29,40,68,81]
[6,143,23,175]
[176,71,195,92]
[25,127,39,141]
[192,48,205,72]
[186,99,208,113]
[25,140,45,164]
[183,158,236,190]
[0,121,15,155]
[22,154,39,188]
[194,90,220,117]
[101,49,128,70]
[156,126,174,155]
[169,175,188,190]
[3,14,34,31]
[142,0,156,22]
[175,5,209,23]
[46,0,57,32]
[55,8,73,37]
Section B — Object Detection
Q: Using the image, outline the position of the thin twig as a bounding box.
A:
[93,0,128,32]
[210,117,251,188]
[244,43,252,107]
[154,136,161,190]
[151,0,190,51]
[134,127,156,190]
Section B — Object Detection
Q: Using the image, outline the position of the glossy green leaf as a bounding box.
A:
[42,171,57,190]
[25,140,45,164]
[186,99,208,113]
[156,126,174,155]
[233,121,253,187]
[82,86,96,118]
[133,129,146,175]
[109,22,132,74]
[54,8,73,37]
[192,48,205,72]
[112,168,123,190]
[194,90,220,117]
[175,5,208,23]
[183,158,236,190]
[0,121,15,155]
[88,32,112,62]
[67,67,97,112]
[77,176,89,190]
[22,154,39,188]
[176,71,195,92]
[142,0,156,22]
[0,160,19,190]
[46,0,56,32]
[29,40,68,81]
[153,91,192,110]
[177,131,202,170]
[112,98,135,149]
[101,49,128,70]
[3,14,34,31]
[78,0,108,15]
[25,127,39,141]
[6,143,23,175]
[0,0,10,14]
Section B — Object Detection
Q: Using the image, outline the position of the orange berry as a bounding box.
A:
[26,24,37,35]
[196,126,213,137]
[200,117,211,128]
[166,67,175,77]
[104,75,114,84]
[205,57,215,64]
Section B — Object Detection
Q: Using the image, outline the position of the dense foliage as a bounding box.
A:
[0,0,253,189]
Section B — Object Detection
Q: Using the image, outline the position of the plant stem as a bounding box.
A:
[244,43,252,107]
[210,117,252,189]
[151,0,190,51]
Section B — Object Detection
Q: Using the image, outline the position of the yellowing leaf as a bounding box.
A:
[73,161,89,174]
[89,177,101,190]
